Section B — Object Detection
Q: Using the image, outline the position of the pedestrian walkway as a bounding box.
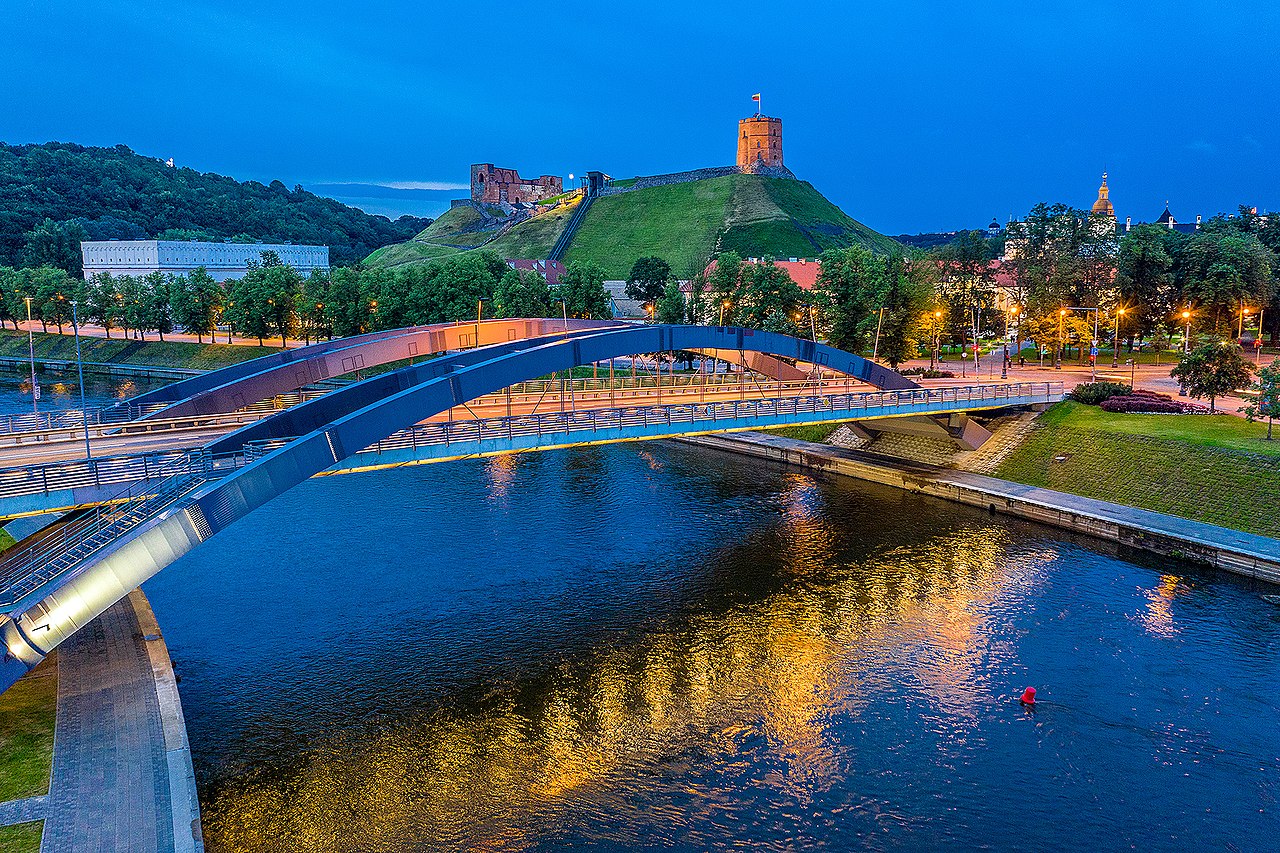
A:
[40,589,202,852]
[0,795,46,826]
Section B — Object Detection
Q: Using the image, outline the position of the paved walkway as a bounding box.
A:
[40,589,202,852]
[0,795,46,827]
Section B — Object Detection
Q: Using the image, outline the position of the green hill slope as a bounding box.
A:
[365,173,899,278]
[0,142,430,268]
[565,174,900,278]
[366,199,580,269]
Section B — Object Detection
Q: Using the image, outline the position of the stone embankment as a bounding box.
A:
[685,431,1280,585]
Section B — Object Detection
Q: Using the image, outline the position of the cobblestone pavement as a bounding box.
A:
[0,795,46,827]
[40,594,176,853]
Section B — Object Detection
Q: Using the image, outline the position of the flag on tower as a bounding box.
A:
[751,93,761,101]
[751,93,761,115]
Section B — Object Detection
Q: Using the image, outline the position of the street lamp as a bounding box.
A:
[23,296,38,415]
[1002,305,1019,379]
[1239,305,1252,341]
[1056,308,1066,370]
[1181,308,1192,354]
[66,296,91,460]
[720,299,731,327]
[1111,307,1127,368]
[872,305,887,363]
[475,297,488,348]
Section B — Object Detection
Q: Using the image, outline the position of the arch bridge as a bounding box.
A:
[0,322,1060,692]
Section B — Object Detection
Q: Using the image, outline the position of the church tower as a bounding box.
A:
[1091,172,1116,220]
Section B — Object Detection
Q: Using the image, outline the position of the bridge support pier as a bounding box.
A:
[853,413,993,451]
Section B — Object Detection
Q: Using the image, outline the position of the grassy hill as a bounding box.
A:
[365,173,901,278]
[366,199,580,269]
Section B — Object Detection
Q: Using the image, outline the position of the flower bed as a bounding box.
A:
[1099,389,1209,414]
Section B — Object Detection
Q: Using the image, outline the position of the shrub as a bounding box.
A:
[900,367,956,378]
[1069,381,1132,405]
[1099,390,1209,414]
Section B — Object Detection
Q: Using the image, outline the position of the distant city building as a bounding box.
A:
[471,164,562,205]
[81,240,329,282]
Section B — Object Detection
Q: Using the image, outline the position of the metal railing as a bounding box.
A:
[0,449,229,607]
[347,381,1064,458]
[0,390,329,447]
[0,381,1061,609]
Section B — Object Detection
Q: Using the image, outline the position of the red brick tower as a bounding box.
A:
[737,115,784,172]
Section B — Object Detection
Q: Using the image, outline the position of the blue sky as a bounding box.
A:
[3,1,1277,233]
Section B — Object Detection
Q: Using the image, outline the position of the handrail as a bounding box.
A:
[0,381,1062,608]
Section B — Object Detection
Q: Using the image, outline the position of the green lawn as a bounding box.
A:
[0,529,15,552]
[0,823,42,853]
[0,655,57,803]
[996,402,1280,537]
[766,422,844,443]
[485,203,577,259]
[0,329,282,370]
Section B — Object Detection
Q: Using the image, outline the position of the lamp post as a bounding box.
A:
[475,297,488,348]
[69,297,91,460]
[1182,308,1192,354]
[1056,308,1066,369]
[24,296,38,415]
[720,299,730,327]
[872,305,886,363]
[1239,305,1251,341]
[1002,305,1018,380]
[1258,307,1267,366]
[1111,307,1126,368]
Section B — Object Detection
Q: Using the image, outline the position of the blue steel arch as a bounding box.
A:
[0,326,913,688]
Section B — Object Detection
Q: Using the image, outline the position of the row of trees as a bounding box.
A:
[0,251,615,347]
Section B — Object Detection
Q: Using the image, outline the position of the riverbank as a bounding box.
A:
[691,431,1280,585]
[0,329,282,378]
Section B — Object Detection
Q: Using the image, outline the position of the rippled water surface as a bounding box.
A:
[140,442,1280,852]
[0,371,164,414]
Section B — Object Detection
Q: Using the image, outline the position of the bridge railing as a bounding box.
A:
[348,380,1065,458]
[0,389,329,441]
[0,448,224,608]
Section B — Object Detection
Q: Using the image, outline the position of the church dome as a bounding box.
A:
[1091,172,1115,217]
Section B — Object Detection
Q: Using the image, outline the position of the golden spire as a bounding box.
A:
[1091,171,1115,217]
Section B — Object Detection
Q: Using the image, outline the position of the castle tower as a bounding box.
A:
[1091,172,1115,220]
[737,115,784,172]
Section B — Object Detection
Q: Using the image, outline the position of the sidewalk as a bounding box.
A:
[10,320,302,349]
[40,589,202,852]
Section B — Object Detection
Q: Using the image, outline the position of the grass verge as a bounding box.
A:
[0,655,57,802]
[996,401,1280,537]
[765,422,844,443]
[0,822,42,853]
[0,329,281,371]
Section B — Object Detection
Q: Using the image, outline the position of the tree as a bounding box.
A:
[707,251,743,322]
[227,271,272,345]
[85,272,122,338]
[732,259,804,334]
[327,267,372,338]
[625,256,672,304]
[1241,360,1280,439]
[494,269,551,318]
[872,255,934,367]
[118,274,152,339]
[298,270,331,344]
[816,246,881,353]
[31,266,73,333]
[21,219,88,276]
[1116,225,1175,344]
[655,280,686,325]
[1175,231,1273,334]
[144,271,174,341]
[555,261,611,319]
[1171,343,1254,413]
[170,267,223,343]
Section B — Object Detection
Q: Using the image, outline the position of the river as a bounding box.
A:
[128,440,1280,852]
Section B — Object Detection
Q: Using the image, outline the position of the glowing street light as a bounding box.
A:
[1112,306,1127,368]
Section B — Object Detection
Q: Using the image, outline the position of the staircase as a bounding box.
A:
[548,195,594,262]
[0,451,216,609]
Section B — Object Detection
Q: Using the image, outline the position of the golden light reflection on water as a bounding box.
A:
[483,454,521,501]
[1139,574,1186,638]
[202,524,1046,852]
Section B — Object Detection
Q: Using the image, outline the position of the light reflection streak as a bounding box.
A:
[201,526,1051,852]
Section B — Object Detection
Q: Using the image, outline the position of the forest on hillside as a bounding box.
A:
[0,142,430,270]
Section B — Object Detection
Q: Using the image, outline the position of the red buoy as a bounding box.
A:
[1020,687,1037,706]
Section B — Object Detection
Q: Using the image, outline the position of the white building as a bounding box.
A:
[81,240,329,282]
